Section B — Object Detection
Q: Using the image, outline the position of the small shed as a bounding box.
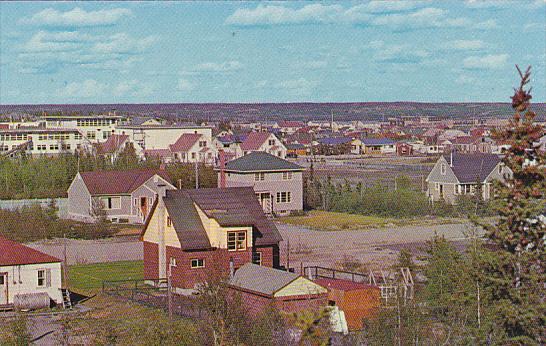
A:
[314,278,380,331]
[229,263,328,315]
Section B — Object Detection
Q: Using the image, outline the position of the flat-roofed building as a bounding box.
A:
[41,114,125,143]
[0,128,91,156]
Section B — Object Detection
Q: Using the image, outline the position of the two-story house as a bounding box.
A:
[169,133,215,164]
[140,187,283,290]
[218,152,305,216]
[67,168,176,223]
[426,153,511,204]
[240,132,287,159]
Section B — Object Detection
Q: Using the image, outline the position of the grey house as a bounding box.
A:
[426,153,511,204]
[67,168,176,224]
[218,152,304,216]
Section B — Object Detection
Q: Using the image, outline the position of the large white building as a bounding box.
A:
[0,235,63,307]
[115,125,213,151]
[0,128,91,156]
[42,114,125,143]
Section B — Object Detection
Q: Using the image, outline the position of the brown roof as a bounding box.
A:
[443,153,500,183]
[98,134,129,154]
[80,168,171,195]
[0,235,61,266]
[169,133,201,152]
[240,132,272,151]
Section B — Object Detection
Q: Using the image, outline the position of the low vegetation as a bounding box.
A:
[0,203,116,243]
[0,146,217,200]
[69,260,143,294]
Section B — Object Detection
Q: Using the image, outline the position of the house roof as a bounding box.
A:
[361,138,396,146]
[0,235,61,266]
[443,153,500,183]
[169,133,201,152]
[80,168,171,195]
[98,134,129,154]
[240,132,272,151]
[144,149,172,158]
[317,137,352,146]
[453,136,478,145]
[278,121,305,128]
[224,152,303,172]
[314,278,379,291]
[230,263,300,296]
[186,187,283,246]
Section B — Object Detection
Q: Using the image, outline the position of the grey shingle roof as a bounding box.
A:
[230,263,299,296]
[224,152,304,172]
[443,153,500,183]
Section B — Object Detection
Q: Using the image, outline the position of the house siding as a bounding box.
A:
[67,174,93,222]
[0,262,63,305]
[426,157,459,204]
[231,288,327,316]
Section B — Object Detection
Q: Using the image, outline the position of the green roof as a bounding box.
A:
[224,152,304,172]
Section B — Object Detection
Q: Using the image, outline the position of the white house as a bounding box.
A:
[0,235,63,307]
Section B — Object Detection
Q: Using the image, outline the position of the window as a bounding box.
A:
[282,172,293,180]
[167,216,172,227]
[191,259,205,268]
[199,141,207,147]
[37,269,50,287]
[87,131,96,139]
[227,231,247,251]
[276,191,291,203]
[191,152,196,159]
[170,257,177,267]
[252,252,262,265]
[268,139,275,146]
[254,172,265,181]
[498,164,502,174]
[440,163,446,175]
[0,275,4,285]
[101,196,121,210]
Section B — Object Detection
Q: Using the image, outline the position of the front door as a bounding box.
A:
[258,193,272,214]
[0,273,8,305]
[140,197,148,219]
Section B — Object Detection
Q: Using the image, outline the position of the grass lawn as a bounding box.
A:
[279,210,460,231]
[68,260,143,294]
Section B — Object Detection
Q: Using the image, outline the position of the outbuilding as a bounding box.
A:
[0,235,63,308]
[314,278,380,331]
[229,263,328,315]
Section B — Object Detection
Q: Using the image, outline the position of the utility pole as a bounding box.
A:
[168,262,173,320]
[178,179,182,190]
[286,238,290,271]
[394,175,397,191]
[194,161,199,189]
[477,281,481,329]
[63,233,68,289]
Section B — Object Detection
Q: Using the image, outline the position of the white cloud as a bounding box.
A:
[113,80,154,97]
[177,79,194,91]
[366,40,429,64]
[22,7,132,27]
[275,78,318,95]
[20,31,97,53]
[455,74,476,84]
[523,22,545,33]
[226,4,345,26]
[56,79,106,98]
[464,0,513,9]
[359,1,428,14]
[92,33,157,54]
[473,19,498,30]
[371,7,469,29]
[293,60,328,70]
[181,61,243,75]
[463,54,508,69]
[443,40,485,50]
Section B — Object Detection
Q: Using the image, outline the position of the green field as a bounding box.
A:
[68,260,143,293]
[279,210,459,231]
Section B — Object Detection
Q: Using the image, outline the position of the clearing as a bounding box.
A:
[68,260,143,294]
[279,210,461,231]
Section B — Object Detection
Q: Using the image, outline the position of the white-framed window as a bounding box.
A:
[254,172,265,181]
[190,259,205,268]
[276,191,291,203]
[170,257,177,267]
[282,172,293,180]
[191,152,196,159]
[37,269,51,288]
[167,216,172,227]
[227,231,247,251]
[100,196,121,210]
[268,139,275,146]
[252,252,262,265]
[440,163,446,175]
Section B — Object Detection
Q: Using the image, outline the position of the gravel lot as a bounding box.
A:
[26,222,480,269]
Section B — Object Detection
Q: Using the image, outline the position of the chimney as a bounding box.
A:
[219,149,226,189]
[229,257,235,279]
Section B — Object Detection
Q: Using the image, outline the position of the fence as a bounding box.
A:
[0,198,68,218]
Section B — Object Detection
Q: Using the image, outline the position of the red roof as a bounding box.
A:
[314,278,379,291]
[144,149,172,158]
[169,133,201,152]
[80,168,171,195]
[240,132,272,151]
[278,121,305,128]
[0,235,61,266]
[0,124,8,129]
[98,134,129,154]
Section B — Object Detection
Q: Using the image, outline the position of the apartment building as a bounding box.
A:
[42,114,125,143]
[0,128,90,156]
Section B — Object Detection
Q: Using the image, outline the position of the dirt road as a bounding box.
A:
[26,222,480,269]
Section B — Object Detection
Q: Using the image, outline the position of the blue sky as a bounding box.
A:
[0,1,545,104]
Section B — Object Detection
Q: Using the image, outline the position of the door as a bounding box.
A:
[140,197,148,219]
[439,184,444,199]
[258,193,272,214]
[0,273,8,305]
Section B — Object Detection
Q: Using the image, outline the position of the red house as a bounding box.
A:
[141,187,283,290]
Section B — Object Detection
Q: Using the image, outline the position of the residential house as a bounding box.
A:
[0,235,63,307]
[449,136,493,154]
[316,137,352,155]
[360,138,396,155]
[286,143,308,157]
[276,121,305,135]
[219,152,304,216]
[396,142,414,156]
[115,125,213,151]
[67,168,175,224]
[169,133,215,164]
[240,132,287,159]
[229,263,328,315]
[96,134,144,163]
[141,187,283,290]
[426,153,511,204]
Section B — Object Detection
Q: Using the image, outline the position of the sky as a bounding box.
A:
[0,1,545,104]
